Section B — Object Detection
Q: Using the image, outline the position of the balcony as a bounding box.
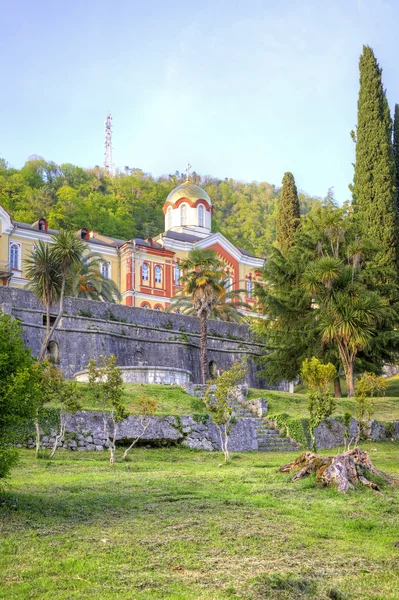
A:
[0,261,12,278]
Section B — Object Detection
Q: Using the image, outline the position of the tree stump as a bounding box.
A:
[279,448,399,493]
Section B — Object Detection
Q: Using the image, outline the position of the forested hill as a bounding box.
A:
[0,158,322,257]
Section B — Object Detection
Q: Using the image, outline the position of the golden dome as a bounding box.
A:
[165,182,212,206]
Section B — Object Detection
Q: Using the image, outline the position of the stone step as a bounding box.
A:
[258,445,298,452]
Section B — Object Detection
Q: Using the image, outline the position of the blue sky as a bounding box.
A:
[1,0,398,202]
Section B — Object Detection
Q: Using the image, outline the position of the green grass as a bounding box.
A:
[75,384,206,416]
[1,445,399,599]
[248,387,399,421]
[58,377,399,421]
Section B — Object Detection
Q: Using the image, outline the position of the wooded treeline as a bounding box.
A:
[0,158,321,256]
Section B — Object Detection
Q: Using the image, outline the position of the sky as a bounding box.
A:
[1,0,399,202]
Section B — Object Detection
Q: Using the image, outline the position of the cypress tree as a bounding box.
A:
[393,103,399,215]
[352,45,398,278]
[276,171,300,250]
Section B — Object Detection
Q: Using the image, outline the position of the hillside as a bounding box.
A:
[0,158,321,257]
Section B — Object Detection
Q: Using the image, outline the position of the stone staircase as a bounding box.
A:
[230,399,300,452]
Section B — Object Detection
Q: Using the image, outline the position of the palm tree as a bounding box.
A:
[71,252,121,303]
[38,231,86,360]
[170,248,225,383]
[304,258,389,396]
[169,280,251,322]
[25,241,62,339]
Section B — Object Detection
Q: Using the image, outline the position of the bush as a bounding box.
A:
[271,413,312,448]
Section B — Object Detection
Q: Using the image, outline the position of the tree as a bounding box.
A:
[24,240,61,339]
[168,279,250,322]
[71,252,121,302]
[204,360,247,463]
[0,314,42,482]
[276,172,300,251]
[172,249,225,383]
[394,103,399,216]
[38,231,86,360]
[35,363,82,459]
[254,200,399,396]
[351,45,398,284]
[87,355,128,465]
[301,357,336,451]
[354,372,387,446]
[122,395,157,460]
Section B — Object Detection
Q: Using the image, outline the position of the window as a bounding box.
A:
[101,262,109,278]
[246,277,252,299]
[181,204,187,226]
[198,204,205,227]
[10,244,19,270]
[174,262,180,284]
[175,309,180,314]
[81,228,89,240]
[38,218,47,232]
[154,265,162,283]
[224,272,230,290]
[167,206,172,229]
[142,263,149,282]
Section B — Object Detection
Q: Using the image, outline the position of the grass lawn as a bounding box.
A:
[75,383,206,416]
[247,388,399,421]
[1,445,399,599]
[71,379,399,422]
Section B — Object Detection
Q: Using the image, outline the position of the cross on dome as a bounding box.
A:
[185,162,192,182]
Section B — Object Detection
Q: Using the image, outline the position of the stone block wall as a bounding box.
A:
[0,287,266,385]
[28,411,258,453]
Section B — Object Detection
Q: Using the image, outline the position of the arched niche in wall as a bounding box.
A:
[134,350,145,365]
[209,360,217,380]
[47,340,60,364]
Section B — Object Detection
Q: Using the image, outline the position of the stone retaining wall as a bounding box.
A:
[25,411,258,453]
[21,410,399,453]
[0,287,266,386]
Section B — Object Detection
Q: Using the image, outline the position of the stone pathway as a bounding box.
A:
[230,399,300,452]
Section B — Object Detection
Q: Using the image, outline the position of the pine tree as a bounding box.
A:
[393,103,399,215]
[276,171,300,250]
[352,45,398,280]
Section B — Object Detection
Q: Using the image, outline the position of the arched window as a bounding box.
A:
[38,218,47,232]
[154,265,162,283]
[174,262,180,284]
[181,204,187,226]
[167,206,172,229]
[10,244,19,270]
[101,262,109,278]
[81,228,89,240]
[246,277,252,299]
[141,303,149,310]
[142,263,149,282]
[155,305,163,311]
[224,272,230,290]
[198,204,205,227]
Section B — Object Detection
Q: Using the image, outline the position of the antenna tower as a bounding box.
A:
[103,112,113,176]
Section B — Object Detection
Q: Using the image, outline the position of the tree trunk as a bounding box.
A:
[334,377,342,398]
[46,301,50,338]
[34,416,41,458]
[122,421,149,460]
[280,449,399,493]
[199,311,208,384]
[38,277,65,361]
[50,419,65,459]
[345,361,355,397]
